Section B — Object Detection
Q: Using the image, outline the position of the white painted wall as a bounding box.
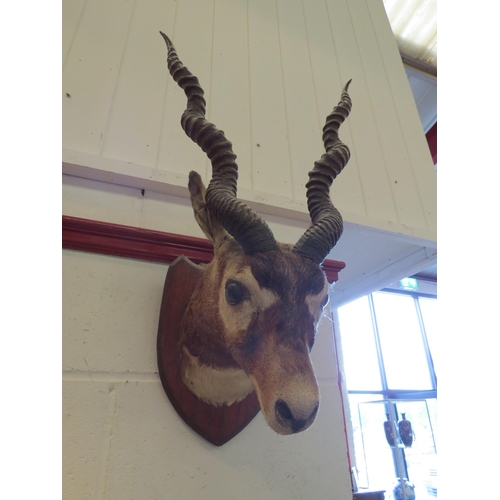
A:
[62,0,437,497]
[62,0,436,242]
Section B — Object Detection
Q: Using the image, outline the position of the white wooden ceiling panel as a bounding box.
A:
[382,0,437,68]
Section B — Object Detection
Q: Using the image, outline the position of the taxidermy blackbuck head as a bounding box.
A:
[160,32,351,435]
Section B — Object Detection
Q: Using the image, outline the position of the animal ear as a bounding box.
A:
[188,170,228,248]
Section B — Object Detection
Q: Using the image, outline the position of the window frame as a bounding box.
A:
[334,281,438,492]
[342,287,437,401]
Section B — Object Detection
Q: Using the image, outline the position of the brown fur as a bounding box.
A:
[178,174,330,434]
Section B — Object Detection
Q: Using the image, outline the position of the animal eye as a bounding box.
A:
[225,281,245,305]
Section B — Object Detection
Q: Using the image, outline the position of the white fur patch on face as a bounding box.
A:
[305,280,329,324]
[219,267,279,338]
[181,346,255,406]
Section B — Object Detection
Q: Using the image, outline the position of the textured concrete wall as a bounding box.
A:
[63,246,352,499]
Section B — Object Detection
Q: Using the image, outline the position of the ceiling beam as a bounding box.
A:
[401,52,437,78]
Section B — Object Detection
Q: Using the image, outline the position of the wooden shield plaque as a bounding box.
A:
[157,256,261,446]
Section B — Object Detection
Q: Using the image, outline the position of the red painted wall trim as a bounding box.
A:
[62,216,346,282]
[426,122,437,164]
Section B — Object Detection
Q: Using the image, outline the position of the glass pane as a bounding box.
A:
[352,397,438,499]
[337,297,382,390]
[372,292,433,390]
[355,398,403,492]
[393,400,438,499]
[418,297,438,377]
[347,394,390,491]
[426,398,438,450]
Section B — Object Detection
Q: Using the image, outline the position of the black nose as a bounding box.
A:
[275,400,319,433]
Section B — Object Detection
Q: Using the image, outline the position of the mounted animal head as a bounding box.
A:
[160,32,352,435]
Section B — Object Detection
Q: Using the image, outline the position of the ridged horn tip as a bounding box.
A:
[159,31,173,49]
[343,79,352,92]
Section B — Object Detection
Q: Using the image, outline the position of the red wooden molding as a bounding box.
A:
[426,122,437,164]
[62,216,214,265]
[62,216,345,282]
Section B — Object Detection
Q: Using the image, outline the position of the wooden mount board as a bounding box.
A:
[157,256,260,446]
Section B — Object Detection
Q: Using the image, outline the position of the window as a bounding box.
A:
[337,284,437,498]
